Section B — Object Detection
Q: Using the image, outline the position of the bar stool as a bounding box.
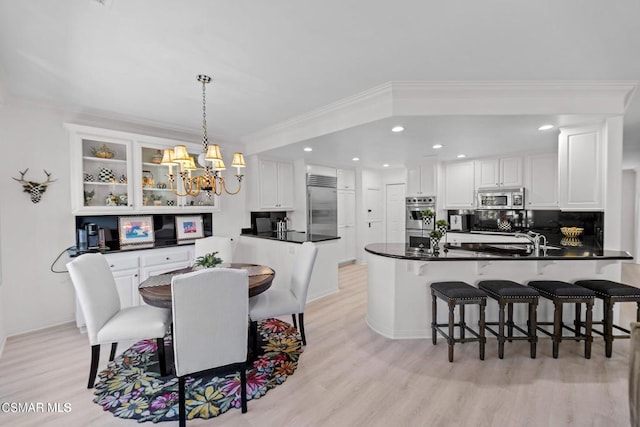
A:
[431,281,487,362]
[528,280,595,359]
[478,280,540,359]
[574,280,640,357]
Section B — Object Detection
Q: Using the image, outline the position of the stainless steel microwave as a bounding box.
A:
[476,188,525,210]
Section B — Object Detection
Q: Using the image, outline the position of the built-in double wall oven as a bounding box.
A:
[406,196,435,249]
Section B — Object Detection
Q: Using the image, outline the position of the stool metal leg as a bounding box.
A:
[448,300,455,363]
[479,299,486,361]
[604,298,614,358]
[529,301,538,359]
[498,301,506,359]
[585,300,593,359]
[574,303,582,337]
[507,302,514,342]
[553,301,563,358]
[636,301,640,323]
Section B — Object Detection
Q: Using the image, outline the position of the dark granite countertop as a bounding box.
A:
[365,243,632,261]
[240,230,340,244]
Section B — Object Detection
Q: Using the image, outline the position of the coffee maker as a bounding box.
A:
[85,223,101,250]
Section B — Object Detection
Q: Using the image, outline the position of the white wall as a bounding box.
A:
[0,98,249,337]
[622,170,636,262]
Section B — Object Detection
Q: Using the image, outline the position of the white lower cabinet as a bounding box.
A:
[74,246,193,328]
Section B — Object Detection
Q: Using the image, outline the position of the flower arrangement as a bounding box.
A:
[194,251,223,268]
[422,209,435,225]
[429,229,443,253]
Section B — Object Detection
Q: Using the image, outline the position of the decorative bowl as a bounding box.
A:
[560,227,584,238]
[92,144,115,159]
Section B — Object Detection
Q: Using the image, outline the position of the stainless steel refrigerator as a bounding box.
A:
[307,174,338,236]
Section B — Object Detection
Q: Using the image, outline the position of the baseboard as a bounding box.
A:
[7,319,76,338]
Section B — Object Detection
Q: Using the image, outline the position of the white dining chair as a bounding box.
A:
[67,253,171,388]
[194,235,234,264]
[172,268,249,425]
[249,241,318,347]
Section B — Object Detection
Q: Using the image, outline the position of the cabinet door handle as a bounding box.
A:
[134,274,138,277]
[166,257,170,260]
[110,264,115,268]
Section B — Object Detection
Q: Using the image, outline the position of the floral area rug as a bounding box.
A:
[93,318,302,422]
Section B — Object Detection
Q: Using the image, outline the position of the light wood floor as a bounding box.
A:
[1,263,639,426]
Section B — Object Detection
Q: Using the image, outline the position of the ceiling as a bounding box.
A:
[1,1,640,168]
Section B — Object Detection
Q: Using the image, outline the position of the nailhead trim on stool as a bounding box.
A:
[528,280,595,359]
[478,280,539,359]
[574,280,640,357]
[431,281,487,363]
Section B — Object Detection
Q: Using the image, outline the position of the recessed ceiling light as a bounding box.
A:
[432,144,443,149]
[457,154,466,158]
[538,124,554,131]
[352,157,360,161]
[303,147,312,152]
[391,126,404,133]
[383,164,389,168]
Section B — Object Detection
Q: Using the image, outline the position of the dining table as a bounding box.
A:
[138,263,275,309]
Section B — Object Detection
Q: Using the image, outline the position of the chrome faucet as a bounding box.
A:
[515,231,547,256]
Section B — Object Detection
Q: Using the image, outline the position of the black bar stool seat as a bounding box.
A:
[478,280,539,359]
[528,280,595,359]
[431,281,487,362]
[574,279,640,357]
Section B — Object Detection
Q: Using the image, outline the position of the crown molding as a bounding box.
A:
[242,80,638,155]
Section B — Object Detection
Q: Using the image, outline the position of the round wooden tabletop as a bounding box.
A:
[138,263,275,309]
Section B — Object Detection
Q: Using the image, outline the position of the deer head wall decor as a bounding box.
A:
[13,169,56,203]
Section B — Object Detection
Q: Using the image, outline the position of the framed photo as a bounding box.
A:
[175,215,204,243]
[118,216,155,249]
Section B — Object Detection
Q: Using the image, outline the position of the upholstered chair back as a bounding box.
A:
[171,268,248,377]
[67,253,121,345]
[290,242,318,313]
[194,236,234,264]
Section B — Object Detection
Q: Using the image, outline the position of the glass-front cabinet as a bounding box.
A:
[67,124,219,214]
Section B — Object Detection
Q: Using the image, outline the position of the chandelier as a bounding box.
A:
[162,74,245,198]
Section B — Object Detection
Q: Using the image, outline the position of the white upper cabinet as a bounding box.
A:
[475,156,522,189]
[524,152,558,209]
[337,168,356,190]
[67,124,220,214]
[558,124,603,211]
[259,159,294,210]
[444,160,475,209]
[407,159,436,196]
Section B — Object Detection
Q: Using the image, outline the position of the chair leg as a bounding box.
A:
[498,302,506,359]
[459,304,466,340]
[507,302,514,342]
[553,301,562,359]
[432,290,437,345]
[292,314,298,329]
[109,342,118,362]
[250,320,259,356]
[240,363,248,413]
[157,338,167,376]
[529,301,538,359]
[604,299,614,358]
[585,300,593,359]
[299,313,306,346]
[448,301,455,363]
[178,376,186,427]
[88,344,100,389]
[479,299,486,361]
[574,302,582,337]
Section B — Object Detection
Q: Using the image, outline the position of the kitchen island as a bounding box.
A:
[235,231,340,302]
[365,243,632,339]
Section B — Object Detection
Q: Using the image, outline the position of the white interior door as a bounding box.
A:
[386,183,406,243]
[364,187,383,248]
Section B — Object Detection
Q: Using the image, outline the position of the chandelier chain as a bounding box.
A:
[201,79,208,152]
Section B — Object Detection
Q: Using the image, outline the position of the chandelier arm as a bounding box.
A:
[220,176,243,195]
[167,174,190,197]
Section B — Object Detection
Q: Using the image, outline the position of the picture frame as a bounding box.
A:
[118,215,155,249]
[175,215,204,243]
